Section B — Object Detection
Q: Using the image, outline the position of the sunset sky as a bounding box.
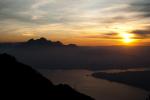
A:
[0,0,150,46]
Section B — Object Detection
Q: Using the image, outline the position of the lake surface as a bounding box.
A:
[96,68,150,74]
[39,69,149,100]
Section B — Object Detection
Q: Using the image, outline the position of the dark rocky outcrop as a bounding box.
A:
[0,53,94,100]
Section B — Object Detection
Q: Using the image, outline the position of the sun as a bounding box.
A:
[124,38,132,43]
[119,33,134,44]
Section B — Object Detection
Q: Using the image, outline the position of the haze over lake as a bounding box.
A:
[39,69,149,100]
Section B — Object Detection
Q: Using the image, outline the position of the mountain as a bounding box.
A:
[0,37,77,48]
[23,37,64,47]
[1,40,150,70]
[0,53,94,100]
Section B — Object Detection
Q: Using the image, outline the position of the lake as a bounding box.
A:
[39,69,149,100]
[95,68,150,74]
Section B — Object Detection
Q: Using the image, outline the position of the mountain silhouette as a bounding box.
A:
[21,37,77,47]
[25,37,63,46]
[1,40,150,70]
[0,37,77,48]
[0,53,94,100]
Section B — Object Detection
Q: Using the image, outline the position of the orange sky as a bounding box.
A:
[0,0,150,46]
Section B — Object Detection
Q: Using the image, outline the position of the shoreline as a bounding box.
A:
[92,71,150,92]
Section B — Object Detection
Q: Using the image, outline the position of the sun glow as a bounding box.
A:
[120,33,134,44]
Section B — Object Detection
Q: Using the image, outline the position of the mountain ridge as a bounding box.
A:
[0,53,94,100]
[0,37,77,48]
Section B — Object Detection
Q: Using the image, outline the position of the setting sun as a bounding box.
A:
[120,33,134,44]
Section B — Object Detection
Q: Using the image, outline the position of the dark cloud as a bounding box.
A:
[83,33,121,39]
[132,29,150,39]
[133,30,150,35]
[129,0,150,18]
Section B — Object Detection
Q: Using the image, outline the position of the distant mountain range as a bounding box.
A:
[0,37,77,48]
[0,53,94,100]
[0,38,150,70]
[23,37,77,47]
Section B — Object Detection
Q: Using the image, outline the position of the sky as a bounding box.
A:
[0,0,150,46]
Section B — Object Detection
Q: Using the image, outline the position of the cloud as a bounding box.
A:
[0,0,51,24]
[0,0,149,25]
[22,33,35,37]
[0,0,134,25]
[129,0,150,18]
[133,30,150,35]
[82,33,121,39]
[0,0,150,44]
[132,29,150,39]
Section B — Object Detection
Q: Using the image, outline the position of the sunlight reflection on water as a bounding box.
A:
[96,68,150,74]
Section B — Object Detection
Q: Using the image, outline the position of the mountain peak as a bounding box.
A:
[25,37,77,47]
[28,38,35,42]
[26,37,54,46]
[27,37,50,43]
[37,37,48,42]
[0,37,77,48]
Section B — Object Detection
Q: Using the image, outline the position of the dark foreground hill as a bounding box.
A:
[0,53,94,100]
